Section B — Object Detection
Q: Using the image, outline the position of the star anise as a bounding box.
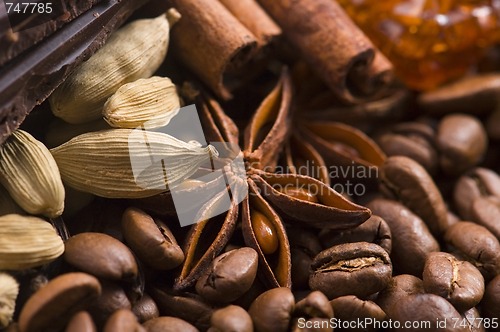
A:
[138,68,371,290]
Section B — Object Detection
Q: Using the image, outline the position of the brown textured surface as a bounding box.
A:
[0,0,149,145]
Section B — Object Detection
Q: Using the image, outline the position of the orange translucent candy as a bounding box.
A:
[337,0,500,90]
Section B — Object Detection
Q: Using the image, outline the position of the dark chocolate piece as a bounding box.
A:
[0,1,104,67]
[0,0,150,145]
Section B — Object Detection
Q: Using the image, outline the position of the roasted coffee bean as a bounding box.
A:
[422,252,484,311]
[444,221,500,281]
[379,156,449,235]
[461,307,486,332]
[65,311,96,332]
[376,274,425,314]
[196,247,258,304]
[417,73,500,116]
[248,287,295,332]
[18,272,101,332]
[64,232,138,282]
[470,196,500,240]
[330,295,386,332]
[142,316,199,332]
[389,293,467,332]
[208,305,253,332]
[88,280,131,328]
[376,121,438,174]
[367,198,439,276]
[121,207,184,270]
[291,248,314,290]
[454,167,500,220]
[319,215,391,254]
[132,294,160,323]
[149,287,213,331]
[486,105,500,140]
[481,274,500,319]
[309,242,392,300]
[436,114,488,176]
[294,291,333,319]
[102,309,144,332]
[289,228,322,289]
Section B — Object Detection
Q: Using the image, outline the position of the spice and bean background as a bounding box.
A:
[1,0,500,331]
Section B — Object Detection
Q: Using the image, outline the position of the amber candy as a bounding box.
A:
[337,0,500,90]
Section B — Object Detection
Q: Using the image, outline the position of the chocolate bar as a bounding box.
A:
[0,0,149,144]
[0,0,104,67]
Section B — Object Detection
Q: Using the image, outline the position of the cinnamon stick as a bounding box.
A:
[167,0,258,100]
[257,0,393,104]
[219,0,281,48]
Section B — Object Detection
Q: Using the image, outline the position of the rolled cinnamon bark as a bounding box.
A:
[258,0,393,104]
[167,0,258,100]
[219,0,281,48]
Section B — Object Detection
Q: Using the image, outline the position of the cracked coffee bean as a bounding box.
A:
[422,252,484,312]
[309,242,392,299]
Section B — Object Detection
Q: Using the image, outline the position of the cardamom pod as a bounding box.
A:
[0,214,65,270]
[0,273,19,328]
[0,130,65,218]
[49,9,180,124]
[50,129,219,198]
[103,76,181,129]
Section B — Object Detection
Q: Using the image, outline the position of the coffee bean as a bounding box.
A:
[294,291,333,319]
[481,274,500,319]
[102,309,143,332]
[436,114,488,176]
[131,294,159,323]
[444,221,500,281]
[376,274,425,314]
[65,311,96,332]
[418,73,500,116]
[142,316,198,332]
[319,215,392,254]
[196,247,258,304]
[121,207,184,270]
[461,307,486,332]
[486,106,500,140]
[376,121,438,174]
[209,305,253,332]
[380,156,448,235]
[422,252,485,311]
[367,198,439,276]
[18,272,101,332]
[330,295,386,331]
[309,242,392,299]
[64,232,138,282]
[149,287,213,331]
[470,196,500,240]
[389,293,468,332]
[88,280,131,328]
[248,287,295,332]
[288,228,322,289]
[454,167,500,220]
